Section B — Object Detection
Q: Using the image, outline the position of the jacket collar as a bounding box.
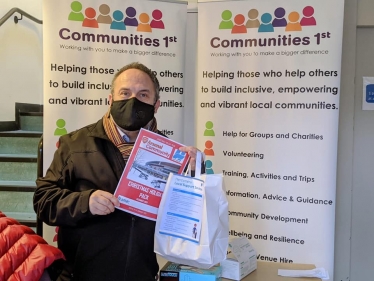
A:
[87,118,109,140]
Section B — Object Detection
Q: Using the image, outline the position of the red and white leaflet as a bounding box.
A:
[114,128,190,221]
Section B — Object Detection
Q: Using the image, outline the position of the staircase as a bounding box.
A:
[0,103,43,230]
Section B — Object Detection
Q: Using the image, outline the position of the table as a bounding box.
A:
[222,261,322,281]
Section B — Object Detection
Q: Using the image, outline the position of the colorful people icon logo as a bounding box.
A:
[83,7,99,28]
[97,4,112,24]
[205,160,214,174]
[217,6,316,33]
[232,14,247,34]
[219,10,234,30]
[150,9,165,29]
[286,11,302,31]
[300,6,316,26]
[204,140,215,156]
[68,1,84,21]
[272,7,287,27]
[111,10,126,30]
[204,121,215,136]
[137,13,152,32]
[124,7,138,27]
[192,223,197,238]
[246,9,260,28]
[258,13,274,32]
[54,119,67,136]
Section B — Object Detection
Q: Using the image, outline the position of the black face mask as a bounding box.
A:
[110,98,155,131]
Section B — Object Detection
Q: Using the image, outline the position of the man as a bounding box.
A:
[34,62,201,280]
[192,223,197,238]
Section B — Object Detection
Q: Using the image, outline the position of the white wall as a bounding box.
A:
[357,0,374,26]
[351,27,374,281]
[0,0,43,121]
[344,1,374,280]
[350,1,374,281]
[334,0,357,280]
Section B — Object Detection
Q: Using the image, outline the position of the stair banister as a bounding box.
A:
[36,136,43,236]
[0,7,42,27]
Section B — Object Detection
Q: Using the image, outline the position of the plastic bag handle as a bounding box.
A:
[187,151,202,179]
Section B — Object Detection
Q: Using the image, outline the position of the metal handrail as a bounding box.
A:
[0,7,42,27]
[36,136,43,236]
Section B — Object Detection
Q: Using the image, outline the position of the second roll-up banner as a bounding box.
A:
[197,0,344,278]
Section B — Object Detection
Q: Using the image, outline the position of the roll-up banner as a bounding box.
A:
[42,0,187,244]
[197,0,344,277]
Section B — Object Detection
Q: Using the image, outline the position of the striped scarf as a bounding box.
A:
[103,109,158,160]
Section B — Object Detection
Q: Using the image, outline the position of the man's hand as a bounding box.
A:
[179,146,202,171]
[89,190,120,215]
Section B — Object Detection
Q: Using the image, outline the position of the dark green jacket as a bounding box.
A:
[34,119,159,281]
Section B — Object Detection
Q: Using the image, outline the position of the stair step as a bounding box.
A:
[0,153,37,162]
[0,161,38,181]
[0,180,36,192]
[0,130,42,137]
[0,192,35,213]
[19,112,43,117]
[2,211,37,227]
[20,114,43,132]
[0,131,41,154]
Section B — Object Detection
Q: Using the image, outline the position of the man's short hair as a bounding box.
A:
[110,62,160,101]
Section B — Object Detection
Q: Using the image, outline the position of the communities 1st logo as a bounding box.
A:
[58,1,179,48]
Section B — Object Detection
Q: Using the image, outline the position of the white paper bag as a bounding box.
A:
[154,153,229,269]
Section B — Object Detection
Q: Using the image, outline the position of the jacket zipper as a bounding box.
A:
[123,216,136,279]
